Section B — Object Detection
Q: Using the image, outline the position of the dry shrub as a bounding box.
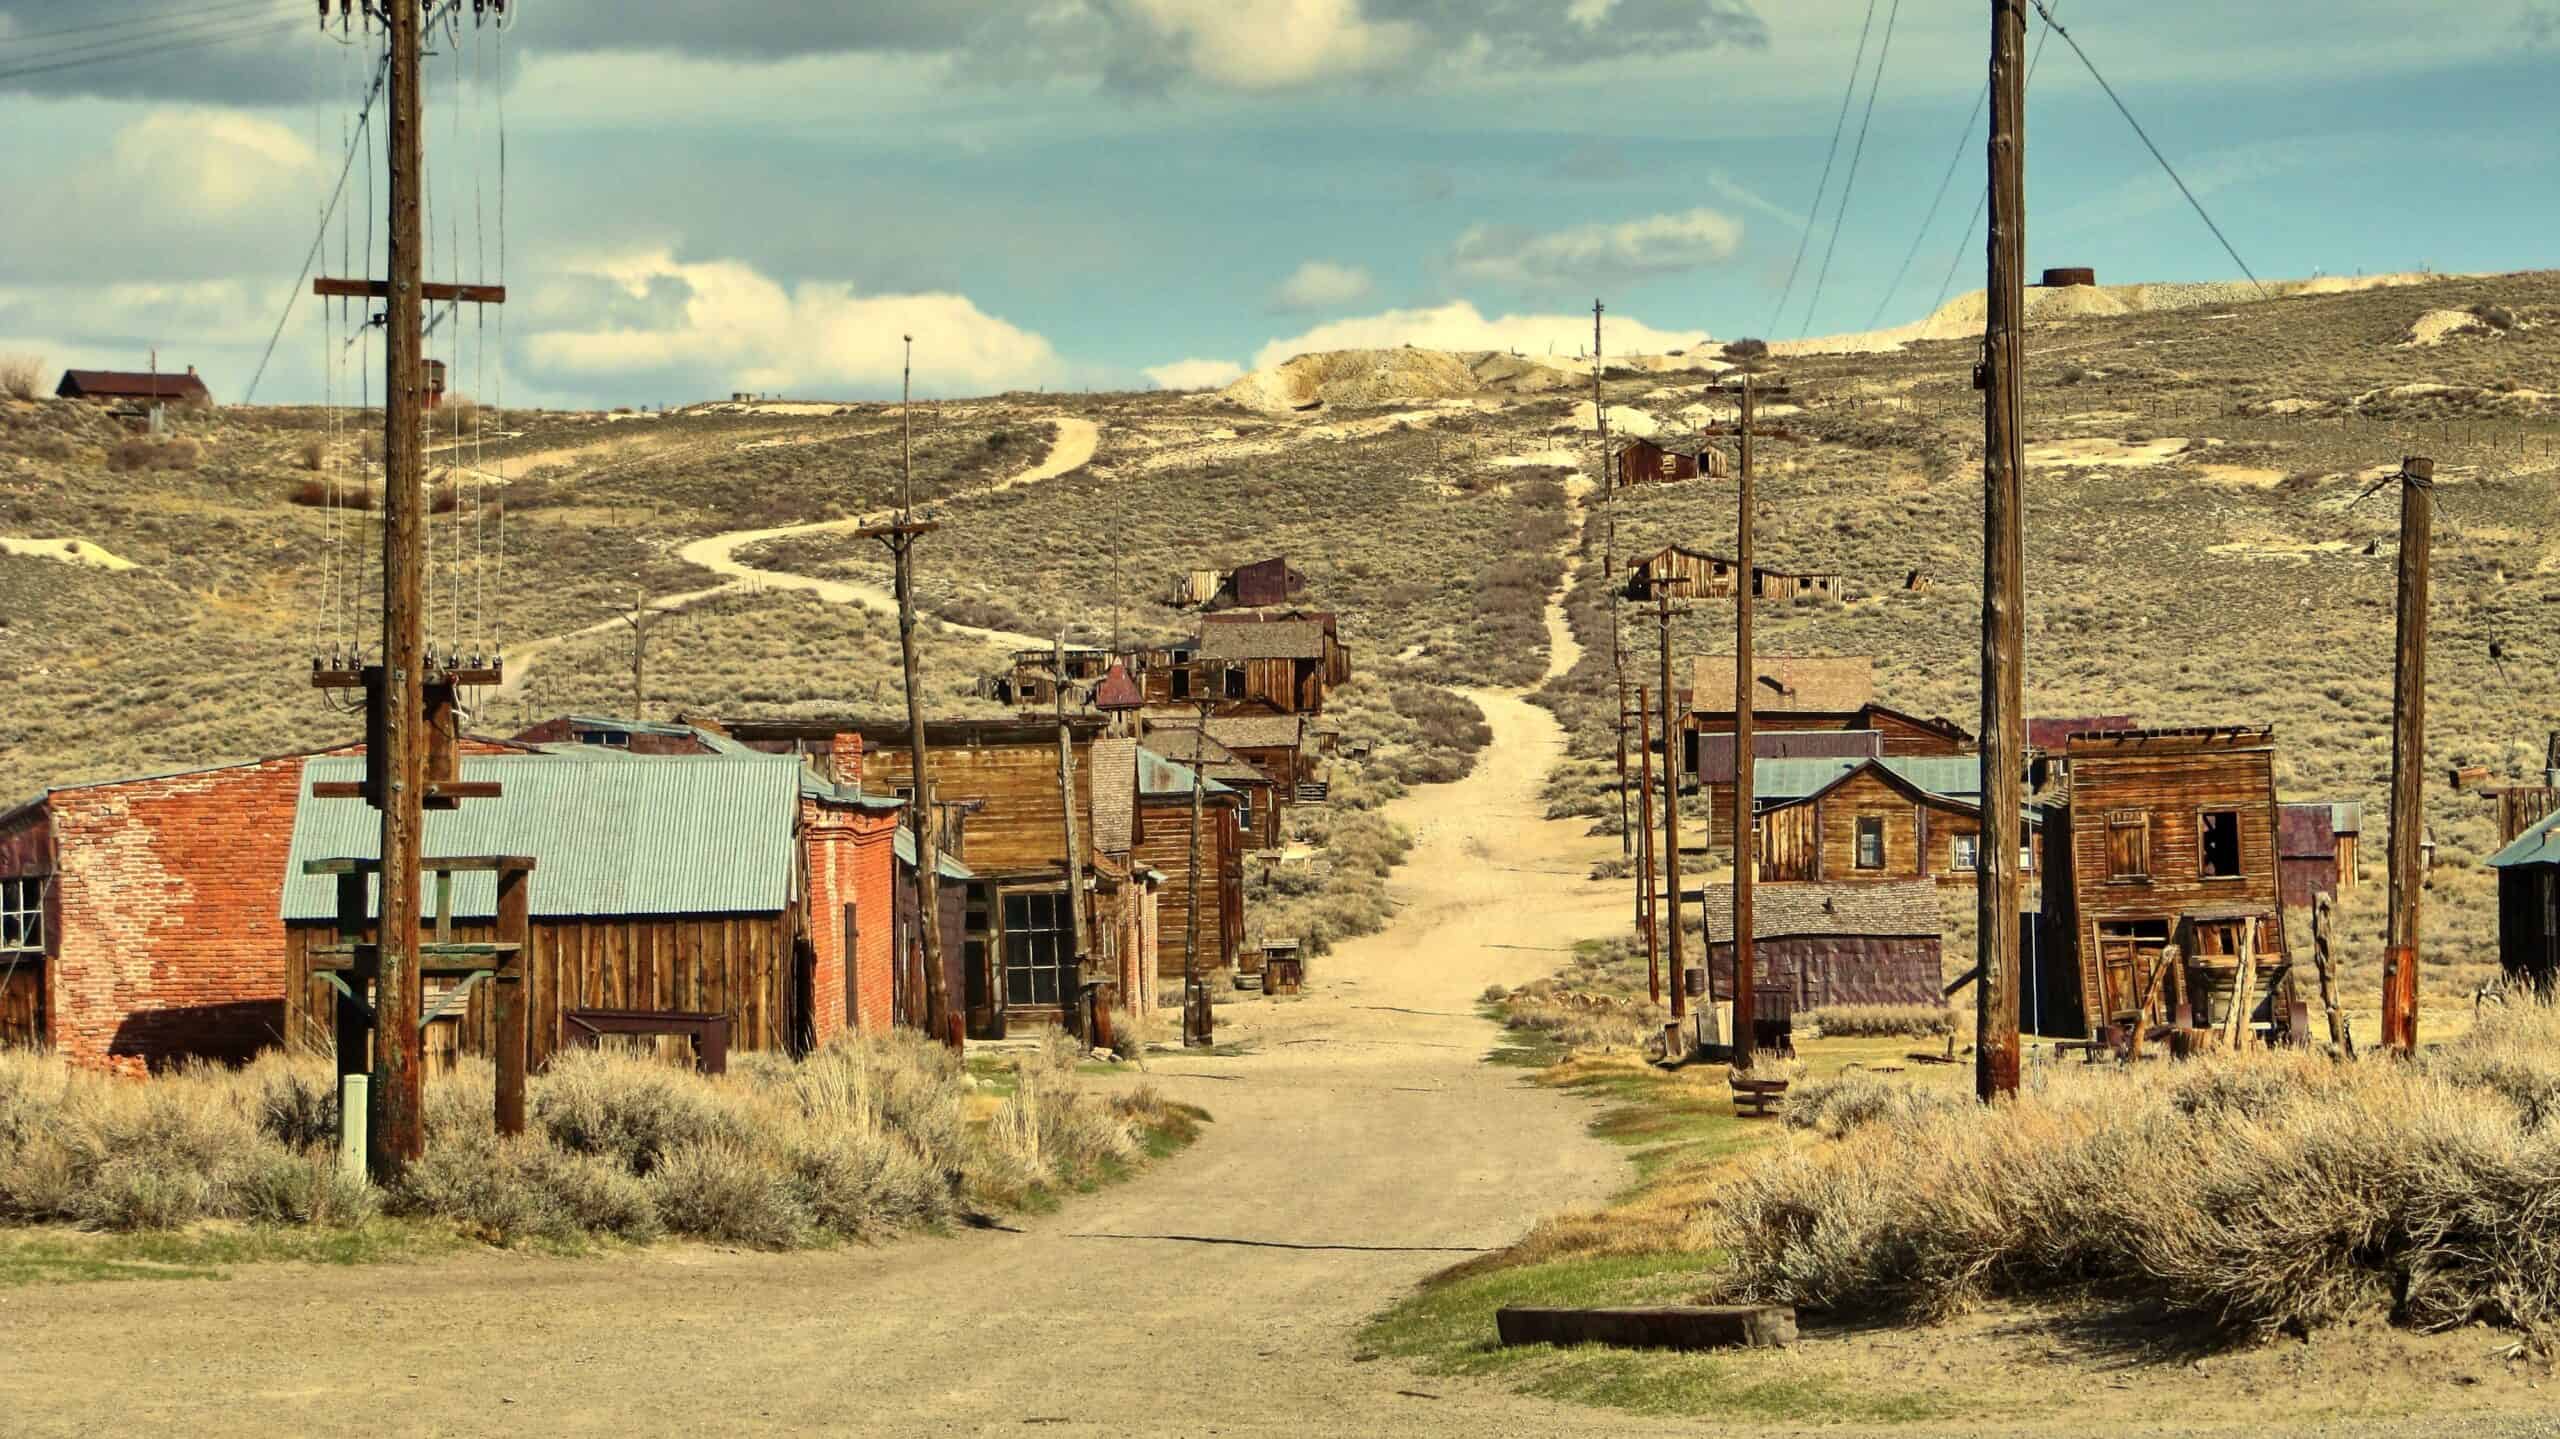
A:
[0,353,41,400]
[1782,1070,1962,1139]
[107,437,199,473]
[1715,1010,2560,1344]
[534,1047,756,1174]
[1803,1004,1956,1039]
[1502,995,1657,1053]
[289,477,377,510]
[295,437,327,470]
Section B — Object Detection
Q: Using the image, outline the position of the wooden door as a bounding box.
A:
[0,961,42,1048]
[2097,928,2170,1026]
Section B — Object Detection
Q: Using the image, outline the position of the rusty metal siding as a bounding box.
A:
[1231,556,1296,608]
[1706,935,1943,1009]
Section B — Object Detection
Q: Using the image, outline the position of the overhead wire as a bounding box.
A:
[241,45,389,403]
[0,0,294,58]
[1930,1,2066,318]
[1870,68,1989,331]
[0,11,306,84]
[1798,0,1902,339]
[1765,0,1877,338]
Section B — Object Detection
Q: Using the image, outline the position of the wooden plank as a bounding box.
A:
[494,865,529,1136]
[303,854,537,874]
[314,276,508,305]
[1496,1305,1795,1352]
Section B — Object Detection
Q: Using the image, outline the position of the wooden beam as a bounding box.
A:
[1496,1305,1796,1352]
[314,277,508,305]
[302,853,537,875]
[308,780,503,803]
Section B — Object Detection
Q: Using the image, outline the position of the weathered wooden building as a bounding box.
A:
[987,644,1195,711]
[2277,801,2362,914]
[2041,726,2295,1039]
[1143,725,1282,849]
[512,714,722,755]
[2490,808,2560,997]
[1613,439,1729,489]
[1143,713,1314,810]
[55,366,212,407]
[1621,546,1843,604]
[1130,745,1247,983]
[1195,611,1349,714]
[1752,757,2040,885]
[1169,556,1306,612]
[1700,880,1945,1011]
[1682,657,1971,845]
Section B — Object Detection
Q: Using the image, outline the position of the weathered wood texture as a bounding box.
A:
[1496,1305,1796,1352]
[286,911,798,1071]
[0,962,42,1048]
[1707,935,1944,1010]
[862,735,1104,876]
[1755,770,2022,884]
[1134,795,1243,980]
[2500,866,2559,997]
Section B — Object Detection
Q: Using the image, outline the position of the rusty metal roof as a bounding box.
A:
[1688,655,1875,713]
[1692,730,1883,785]
[1091,661,1145,711]
[1699,880,1942,941]
[56,368,210,402]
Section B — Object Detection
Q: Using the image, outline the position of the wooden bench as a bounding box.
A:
[1730,1075,1790,1118]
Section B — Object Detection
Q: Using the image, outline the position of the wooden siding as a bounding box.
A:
[1132,795,1243,980]
[1616,440,1701,488]
[286,911,800,1070]
[1860,708,1971,755]
[2053,742,2288,1033]
[862,735,1102,877]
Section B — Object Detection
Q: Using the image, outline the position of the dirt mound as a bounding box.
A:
[1775,271,2469,357]
[1552,402,1662,439]
[0,537,136,570]
[1222,349,1491,414]
[2400,309,2491,348]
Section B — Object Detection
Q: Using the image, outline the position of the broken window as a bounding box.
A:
[1223,668,1246,699]
[1003,891,1071,1008]
[2107,810,2150,880]
[1,877,42,955]
[2200,809,2242,878]
[1855,816,1886,870]
[1951,833,1980,871]
[1171,667,1191,699]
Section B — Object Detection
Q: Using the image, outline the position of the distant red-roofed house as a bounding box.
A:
[54,367,212,406]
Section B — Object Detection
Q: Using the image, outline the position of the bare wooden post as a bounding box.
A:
[1731,373,1759,1070]
[1656,582,1688,1026]
[2312,895,2354,1057]
[1637,685,1662,1007]
[1182,700,1213,1047]
[2383,456,2435,1054]
[493,861,530,1137]
[1973,0,2029,1101]
[1597,299,1629,856]
[1615,674,1633,859]
[370,0,429,1178]
[1053,633,1089,1042]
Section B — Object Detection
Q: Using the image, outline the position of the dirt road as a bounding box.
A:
[494,417,1099,697]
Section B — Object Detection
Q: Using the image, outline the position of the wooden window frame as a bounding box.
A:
[1854,816,1886,871]
[2197,807,2244,880]
[1950,832,1980,872]
[0,876,42,956]
[2106,809,2151,882]
[1001,889,1071,1009]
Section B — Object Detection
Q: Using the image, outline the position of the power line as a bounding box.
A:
[0,0,285,50]
[0,12,304,84]
[1798,0,1901,339]
[1930,2,2066,317]
[1870,70,1988,330]
[2027,0,2268,298]
[1765,0,1876,338]
[244,47,391,404]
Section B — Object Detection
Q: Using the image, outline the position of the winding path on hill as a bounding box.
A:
[1,497,1656,1439]
[492,416,1100,700]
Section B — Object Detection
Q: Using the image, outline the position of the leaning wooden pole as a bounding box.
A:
[1638,686,1662,1006]
[2382,456,2434,1054]
[1183,715,1211,1048]
[1053,633,1090,1039]
[1975,0,2029,1101]
[1598,298,1629,856]
[1731,373,1759,1070]
[370,0,428,1179]
[1658,585,1686,1026]
[888,340,954,1046]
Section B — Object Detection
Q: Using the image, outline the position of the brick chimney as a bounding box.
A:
[829,731,864,791]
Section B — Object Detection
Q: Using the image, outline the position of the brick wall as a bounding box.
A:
[45,754,309,1073]
[800,796,902,1041]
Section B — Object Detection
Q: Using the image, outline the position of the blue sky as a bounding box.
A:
[0,0,2552,408]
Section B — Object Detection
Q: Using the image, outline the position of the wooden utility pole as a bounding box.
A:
[1973,0,2029,1101]
[1597,299,1629,855]
[1052,632,1090,1040]
[1182,696,1217,1047]
[605,585,666,723]
[1655,579,1692,1027]
[858,337,953,1046]
[2382,456,2434,1054]
[1637,684,1662,1006]
[1615,674,1633,858]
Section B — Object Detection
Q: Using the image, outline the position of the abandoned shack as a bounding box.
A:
[717,715,1173,1020]
[1751,756,2041,885]
[280,747,951,1068]
[2041,726,2296,1040]
[1195,611,1350,714]
[1700,880,1944,1012]
[1682,656,1971,844]
[1169,556,1306,612]
[2277,801,2363,913]
[1131,745,1247,982]
[1143,712,1314,810]
[1692,730,1883,846]
[1613,439,1728,488]
[2490,808,2560,997]
[54,366,212,407]
[1621,545,1843,603]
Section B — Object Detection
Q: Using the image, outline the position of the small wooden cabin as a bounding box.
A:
[2041,726,2294,1038]
[1620,546,1841,603]
[1614,439,1726,488]
[2277,800,2362,913]
[55,366,212,407]
[1131,745,1247,982]
[1195,612,1348,714]
[1753,757,2039,885]
[2491,809,2560,998]
[1168,556,1306,612]
[1700,880,1945,1011]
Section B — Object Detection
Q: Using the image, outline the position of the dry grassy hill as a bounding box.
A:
[5,269,2555,995]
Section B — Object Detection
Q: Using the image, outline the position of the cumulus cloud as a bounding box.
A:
[1111,0,1416,90]
[1269,260,1375,313]
[1144,357,1246,390]
[1450,208,1744,290]
[1250,301,1703,370]
[523,249,1063,397]
[108,109,318,219]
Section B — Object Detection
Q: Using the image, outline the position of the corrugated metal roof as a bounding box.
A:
[1750,755,1987,804]
[1700,881,1941,941]
[1134,746,1236,798]
[282,754,804,922]
[891,824,977,881]
[2489,809,2560,870]
[1693,730,1883,785]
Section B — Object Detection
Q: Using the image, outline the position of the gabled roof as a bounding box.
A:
[1148,713,1307,753]
[1700,880,1942,941]
[1198,618,1327,660]
[1088,737,1138,853]
[284,753,807,922]
[2489,808,2560,870]
[56,368,211,402]
[1091,662,1145,712]
[1689,655,1874,714]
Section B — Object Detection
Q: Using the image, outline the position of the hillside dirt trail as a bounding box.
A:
[492,417,1099,699]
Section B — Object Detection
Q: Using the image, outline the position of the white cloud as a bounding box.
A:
[1114,0,1418,90]
[1144,357,1247,390]
[1451,208,1744,289]
[523,249,1063,395]
[1269,260,1375,312]
[1251,301,1704,370]
[90,109,318,222]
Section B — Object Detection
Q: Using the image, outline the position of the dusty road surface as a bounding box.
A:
[0,686,1650,1438]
